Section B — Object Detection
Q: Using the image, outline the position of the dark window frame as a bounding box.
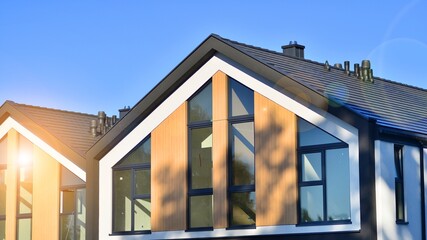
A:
[227,77,256,229]
[0,164,6,222]
[111,136,151,235]
[187,81,214,231]
[297,119,351,226]
[394,144,407,224]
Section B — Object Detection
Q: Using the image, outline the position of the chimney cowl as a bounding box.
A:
[282,41,305,59]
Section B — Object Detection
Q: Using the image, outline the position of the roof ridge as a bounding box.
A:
[213,34,427,93]
[213,34,329,68]
[8,101,98,118]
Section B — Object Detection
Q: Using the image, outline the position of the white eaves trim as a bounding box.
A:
[99,53,360,239]
[0,117,86,181]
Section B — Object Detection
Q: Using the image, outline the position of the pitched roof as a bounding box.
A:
[89,34,427,160]
[2,101,99,158]
[215,35,427,135]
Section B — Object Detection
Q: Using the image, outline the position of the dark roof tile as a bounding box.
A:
[215,35,427,135]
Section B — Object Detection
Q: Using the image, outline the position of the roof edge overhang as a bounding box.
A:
[378,125,427,147]
[87,34,340,160]
[0,101,87,172]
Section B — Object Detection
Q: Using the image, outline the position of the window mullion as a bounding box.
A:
[322,150,327,222]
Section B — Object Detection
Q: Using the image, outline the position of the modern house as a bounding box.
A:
[86,34,427,240]
[2,34,427,240]
[0,101,104,240]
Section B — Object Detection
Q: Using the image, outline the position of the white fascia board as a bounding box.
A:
[99,54,360,238]
[0,117,86,181]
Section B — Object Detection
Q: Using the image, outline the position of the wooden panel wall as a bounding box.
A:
[5,129,18,240]
[32,145,60,240]
[212,71,228,228]
[254,92,297,226]
[151,103,188,231]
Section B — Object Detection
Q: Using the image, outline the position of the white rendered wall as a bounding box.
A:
[99,54,360,239]
[375,141,422,240]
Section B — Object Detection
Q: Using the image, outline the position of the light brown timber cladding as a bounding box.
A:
[32,145,60,240]
[212,71,228,228]
[151,103,188,231]
[5,130,18,240]
[254,92,297,226]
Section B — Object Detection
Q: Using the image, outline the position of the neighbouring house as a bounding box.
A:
[0,101,106,240]
[87,34,427,240]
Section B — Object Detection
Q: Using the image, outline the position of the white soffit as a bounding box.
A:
[0,117,86,181]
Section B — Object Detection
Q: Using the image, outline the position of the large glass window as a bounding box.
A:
[60,166,86,240]
[113,137,151,234]
[394,145,406,223]
[0,136,7,240]
[228,78,255,228]
[298,118,350,224]
[188,82,213,230]
[17,135,33,240]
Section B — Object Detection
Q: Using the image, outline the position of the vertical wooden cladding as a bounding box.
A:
[5,129,18,240]
[151,103,187,231]
[254,92,297,226]
[212,71,228,228]
[32,145,60,240]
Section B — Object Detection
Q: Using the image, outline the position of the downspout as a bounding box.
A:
[420,145,426,240]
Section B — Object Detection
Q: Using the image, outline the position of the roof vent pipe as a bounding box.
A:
[344,61,350,75]
[334,63,343,69]
[98,111,106,135]
[112,115,118,125]
[354,63,360,78]
[90,120,97,137]
[324,61,330,71]
[361,60,372,82]
[282,41,305,59]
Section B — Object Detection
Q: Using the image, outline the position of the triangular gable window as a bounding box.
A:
[298,118,341,147]
[115,138,151,167]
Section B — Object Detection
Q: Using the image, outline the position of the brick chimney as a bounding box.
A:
[282,41,305,59]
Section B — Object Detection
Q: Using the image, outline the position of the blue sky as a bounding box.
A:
[1,1,426,116]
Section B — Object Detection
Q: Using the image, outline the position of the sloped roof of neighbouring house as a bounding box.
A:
[0,100,100,170]
[88,34,427,160]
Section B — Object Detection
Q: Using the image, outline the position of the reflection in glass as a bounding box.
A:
[19,167,32,215]
[113,170,132,232]
[301,186,324,222]
[190,195,213,228]
[61,190,76,214]
[396,181,404,220]
[189,83,212,122]
[326,148,350,221]
[134,199,151,231]
[60,215,74,240]
[298,118,341,147]
[0,220,5,240]
[117,138,151,167]
[230,79,254,117]
[135,170,151,195]
[76,189,86,239]
[17,218,31,240]
[0,170,5,216]
[61,166,85,188]
[191,127,212,189]
[232,122,254,186]
[230,192,256,227]
[302,153,322,181]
